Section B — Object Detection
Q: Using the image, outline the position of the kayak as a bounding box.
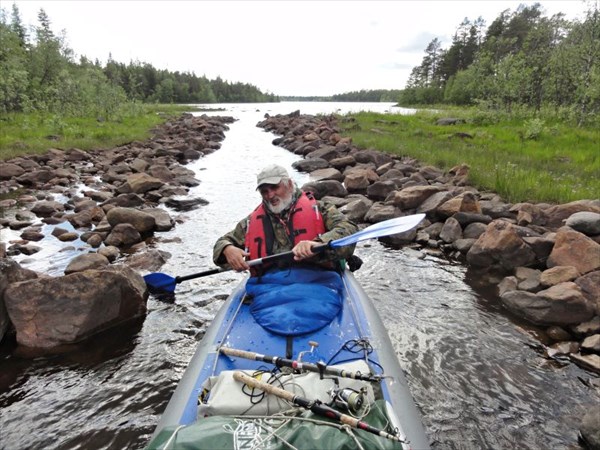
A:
[146,268,430,450]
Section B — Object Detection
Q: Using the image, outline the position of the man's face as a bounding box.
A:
[259,180,294,214]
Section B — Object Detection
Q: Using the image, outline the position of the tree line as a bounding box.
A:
[0,5,278,117]
[399,2,599,125]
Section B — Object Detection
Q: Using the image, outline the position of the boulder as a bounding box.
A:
[106,207,156,233]
[64,253,110,274]
[392,185,445,210]
[339,196,373,223]
[466,220,537,271]
[0,259,39,343]
[292,158,329,173]
[501,282,595,326]
[309,168,344,182]
[547,227,600,274]
[580,406,600,448]
[540,266,580,287]
[3,265,148,349]
[104,223,142,247]
[565,211,600,236]
[126,173,164,194]
[301,180,347,199]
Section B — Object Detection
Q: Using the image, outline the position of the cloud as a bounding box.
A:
[396,31,441,53]
[379,62,414,70]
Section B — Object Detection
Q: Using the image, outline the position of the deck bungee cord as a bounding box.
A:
[233,371,407,444]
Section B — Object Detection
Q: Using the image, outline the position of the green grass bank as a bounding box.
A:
[339,109,599,204]
[0,104,207,161]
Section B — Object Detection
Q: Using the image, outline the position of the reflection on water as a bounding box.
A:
[0,102,596,450]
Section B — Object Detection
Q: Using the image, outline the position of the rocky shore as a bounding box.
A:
[256,111,600,377]
[0,113,234,350]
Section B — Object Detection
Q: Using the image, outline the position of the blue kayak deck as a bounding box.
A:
[151,271,430,450]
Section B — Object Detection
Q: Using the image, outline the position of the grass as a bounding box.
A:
[338,109,600,204]
[0,103,201,161]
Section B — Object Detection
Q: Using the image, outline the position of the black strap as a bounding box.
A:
[258,214,275,256]
[286,336,293,359]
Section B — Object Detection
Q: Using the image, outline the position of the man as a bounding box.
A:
[212,164,359,337]
[213,164,358,274]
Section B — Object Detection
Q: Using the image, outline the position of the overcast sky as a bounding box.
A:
[9,1,589,97]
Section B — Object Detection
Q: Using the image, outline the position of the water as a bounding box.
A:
[0,102,596,450]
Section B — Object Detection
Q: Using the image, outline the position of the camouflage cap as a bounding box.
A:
[256,164,289,189]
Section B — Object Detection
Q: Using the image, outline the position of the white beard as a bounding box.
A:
[266,190,294,214]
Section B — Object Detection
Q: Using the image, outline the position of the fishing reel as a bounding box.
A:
[329,387,368,416]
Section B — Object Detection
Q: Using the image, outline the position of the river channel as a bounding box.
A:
[0,102,596,450]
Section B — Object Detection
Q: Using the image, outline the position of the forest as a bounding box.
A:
[398,2,599,125]
[1,3,598,126]
[0,5,278,119]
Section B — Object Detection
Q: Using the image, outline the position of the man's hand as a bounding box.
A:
[293,240,319,261]
[223,245,250,271]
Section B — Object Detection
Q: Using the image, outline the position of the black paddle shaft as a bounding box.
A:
[172,243,329,284]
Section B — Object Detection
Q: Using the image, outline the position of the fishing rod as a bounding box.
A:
[232,371,405,444]
[220,346,383,382]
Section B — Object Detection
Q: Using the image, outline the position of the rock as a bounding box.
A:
[391,185,445,210]
[467,220,537,271]
[57,232,79,242]
[0,259,39,343]
[565,211,600,236]
[64,253,110,274]
[498,276,518,296]
[292,158,329,172]
[106,207,156,233]
[571,316,600,337]
[581,334,600,352]
[164,197,209,211]
[439,217,463,244]
[515,267,542,292]
[98,245,120,262]
[453,238,476,254]
[543,200,600,230]
[0,163,25,180]
[143,208,175,231]
[546,341,580,357]
[309,168,344,182]
[379,228,418,247]
[126,173,164,194]
[103,193,144,208]
[30,200,65,216]
[574,272,600,317]
[3,265,147,349]
[546,326,573,342]
[437,192,481,218]
[501,282,595,326]
[579,408,600,449]
[463,222,488,239]
[366,180,397,200]
[547,227,600,275]
[20,229,45,241]
[104,223,142,247]
[364,203,402,223]
[301,180,347,199]
[344,171,371,191]
[570,353,600,374]
[124,249,170,271]
[339,197,373,223]
[540,266,580,287]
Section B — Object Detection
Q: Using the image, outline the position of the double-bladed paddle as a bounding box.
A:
[143,213,425,293]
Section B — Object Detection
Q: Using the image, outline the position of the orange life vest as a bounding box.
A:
[245,191,326,265]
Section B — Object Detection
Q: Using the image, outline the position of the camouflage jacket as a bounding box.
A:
[213,188,357,269]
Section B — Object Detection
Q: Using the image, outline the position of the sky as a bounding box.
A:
[8,1,590,97]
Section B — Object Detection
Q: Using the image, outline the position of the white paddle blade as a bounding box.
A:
[330,213,426,248]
